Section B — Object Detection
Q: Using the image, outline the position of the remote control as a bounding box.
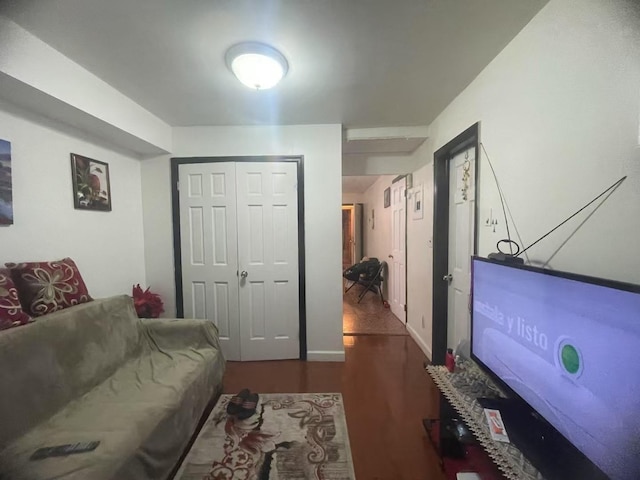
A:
[30,441,100,460]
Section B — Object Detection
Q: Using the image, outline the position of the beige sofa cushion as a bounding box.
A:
[0,296,225,480]
[0,296,141,448]
[0,332,224,479]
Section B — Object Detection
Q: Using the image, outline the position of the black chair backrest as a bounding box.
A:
[362,260,381,278]
[343,258,381,281]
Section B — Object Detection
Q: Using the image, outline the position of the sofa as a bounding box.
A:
[0,294,225,480]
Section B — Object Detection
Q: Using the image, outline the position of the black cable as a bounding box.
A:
[542,185,618,267]
[496,239,520,256]
[518,176,627,257]
[497,181,531,264]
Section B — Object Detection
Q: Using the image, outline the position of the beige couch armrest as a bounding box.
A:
[141,318,222,352]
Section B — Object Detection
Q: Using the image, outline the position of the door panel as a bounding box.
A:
[248,281,266,339]
[236,162,299,361]
[213,282,231,338]
[212,207,229,264]
[179,163,241,360]
[390,178,406,322]
[447,147,475,350]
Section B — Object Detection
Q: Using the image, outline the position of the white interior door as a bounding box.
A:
[179,161,300,361]
[390,178,406,322]
[446,147,475,350]
[179,162,240,360]
[235,162,300,361]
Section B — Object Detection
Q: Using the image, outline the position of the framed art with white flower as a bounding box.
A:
[70,153,112,211]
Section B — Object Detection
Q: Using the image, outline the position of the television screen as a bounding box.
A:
[471,257,640,480]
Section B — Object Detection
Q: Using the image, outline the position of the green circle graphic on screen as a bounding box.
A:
[561,344,580,374]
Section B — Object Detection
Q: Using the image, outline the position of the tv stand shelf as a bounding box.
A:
[425,361,544,480]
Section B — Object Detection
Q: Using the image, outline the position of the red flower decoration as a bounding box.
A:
[132,284,164,318]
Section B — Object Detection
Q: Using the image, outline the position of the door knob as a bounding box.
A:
[443,274,453,283]
[388,254,394,259]
[240,271,249,278]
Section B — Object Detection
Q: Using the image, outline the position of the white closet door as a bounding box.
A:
[235,162,300,361]
[179,162,240,360]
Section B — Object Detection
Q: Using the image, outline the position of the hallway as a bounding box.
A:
[221,274,444,479]
[343,282,408,336]
[223,334,444,480]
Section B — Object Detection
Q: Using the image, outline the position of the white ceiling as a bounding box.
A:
[0,0,547,127]
[343,176,380,194]
[343,137,427,155]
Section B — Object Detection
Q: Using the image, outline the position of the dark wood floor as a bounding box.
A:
[223,334,446,480]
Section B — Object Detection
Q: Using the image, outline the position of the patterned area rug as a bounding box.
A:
[177,393,356,480]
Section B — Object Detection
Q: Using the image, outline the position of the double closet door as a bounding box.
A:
[178,161,300,361]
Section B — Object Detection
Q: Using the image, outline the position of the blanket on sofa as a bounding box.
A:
[0,295,225,480]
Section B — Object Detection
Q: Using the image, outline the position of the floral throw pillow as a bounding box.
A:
[0,268,32,330]
[6,258,93,317]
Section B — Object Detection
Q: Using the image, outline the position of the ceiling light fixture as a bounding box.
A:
[225,42,288,90]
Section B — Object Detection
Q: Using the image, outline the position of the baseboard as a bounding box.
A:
[306,350,345,362]
[407,324,432,362]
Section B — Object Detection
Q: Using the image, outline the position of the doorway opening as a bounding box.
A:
[342,204,362,271]
[341,175,408,336]
[432,123,480,364]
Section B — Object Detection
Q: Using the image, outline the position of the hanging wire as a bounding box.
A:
[479,143,529,262]
[519,176,626,258]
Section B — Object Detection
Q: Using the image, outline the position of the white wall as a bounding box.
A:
[141,124,345,361]
[407,0,640,359]
[435,0,640,281]
[0,99,147,298]
[140,153,173,309]
[359,175,395,298]
[342,193,363,204]
[360,175,395,262]
[405,141,434,358]
[0,16,172,155]
[343,153,427,176]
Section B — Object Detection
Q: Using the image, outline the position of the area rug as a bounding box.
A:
[177,393,356,480]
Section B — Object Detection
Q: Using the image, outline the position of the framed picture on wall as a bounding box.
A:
[0,138,14,225]
[70,153,112,211]
[412,184,424,220]
[384,187,391,208]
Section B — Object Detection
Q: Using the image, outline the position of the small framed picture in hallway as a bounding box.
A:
[412,184,424,220]
[383,187,390,208]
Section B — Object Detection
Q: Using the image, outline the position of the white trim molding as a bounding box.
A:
[307,350,345,362]
[407,324,432,362]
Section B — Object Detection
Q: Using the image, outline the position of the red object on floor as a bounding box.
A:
[445,349,456,372]
[383,300,390,308]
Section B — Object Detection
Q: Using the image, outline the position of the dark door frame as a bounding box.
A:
[431,123,480,364]
[171,155,307,360]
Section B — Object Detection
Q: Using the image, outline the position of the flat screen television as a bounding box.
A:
[471,256,640,480]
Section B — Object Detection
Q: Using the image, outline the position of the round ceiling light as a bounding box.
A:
[225,42,289,90]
